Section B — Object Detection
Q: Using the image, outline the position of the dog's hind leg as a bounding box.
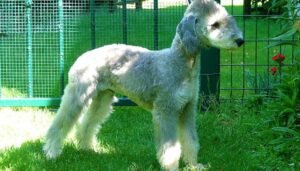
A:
[76,90,115,150]
[179,102,200,167]
[43,83,94,159]
[152,103,181,171]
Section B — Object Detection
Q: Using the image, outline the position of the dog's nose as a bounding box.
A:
[235,38,244,47]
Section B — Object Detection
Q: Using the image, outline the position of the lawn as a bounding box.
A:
[0,104,299,170]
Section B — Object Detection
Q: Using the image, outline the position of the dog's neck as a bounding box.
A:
[170,34,201,70]
[171,34,200,58]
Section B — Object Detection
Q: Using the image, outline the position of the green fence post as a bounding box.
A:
[200,0,220,110]
[90,0,96,49]
[58,0,64,95]
[122,0,128,44]
[200,48,220,110]
[0,53,1,97]
[0,67,1,97]
[153,0,158,50]
[26,0,33,98]
[0,72,1,97]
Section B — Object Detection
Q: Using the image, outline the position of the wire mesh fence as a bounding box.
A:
[0,0,87,100]
[0,0,298,106]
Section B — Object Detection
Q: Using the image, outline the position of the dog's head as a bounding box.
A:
[177,0,244,55]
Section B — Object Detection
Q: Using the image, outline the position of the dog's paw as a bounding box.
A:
[43,142,62,159]
[76,137,99,152]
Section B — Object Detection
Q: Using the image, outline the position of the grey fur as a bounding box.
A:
[43,0,243,170]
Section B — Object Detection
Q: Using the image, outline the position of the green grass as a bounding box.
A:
[0,105,299,170]
[0,107,157,170]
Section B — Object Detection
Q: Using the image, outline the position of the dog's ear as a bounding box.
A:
[177,15,200,56]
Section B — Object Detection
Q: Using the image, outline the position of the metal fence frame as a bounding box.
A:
[0,0,65,106]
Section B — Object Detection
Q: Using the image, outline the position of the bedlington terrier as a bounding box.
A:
[44,0,244,170]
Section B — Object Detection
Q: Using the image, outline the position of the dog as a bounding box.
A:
[44,0,244,170]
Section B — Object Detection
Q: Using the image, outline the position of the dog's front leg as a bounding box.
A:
[152,105,181,171]
[179,101,200,167]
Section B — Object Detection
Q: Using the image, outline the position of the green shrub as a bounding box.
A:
[263,61,300,167]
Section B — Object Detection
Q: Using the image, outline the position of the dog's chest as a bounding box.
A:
[176,78,198,103]
[175,59,200,104]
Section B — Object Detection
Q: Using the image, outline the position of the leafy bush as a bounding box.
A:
[264,0,300,164]
[264,61,300,167]
[268,0,300,47]
[268,62,300,127]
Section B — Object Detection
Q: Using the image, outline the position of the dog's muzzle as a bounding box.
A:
[235,38,244,47]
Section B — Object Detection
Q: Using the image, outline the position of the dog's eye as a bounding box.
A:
[211,22,220,28]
